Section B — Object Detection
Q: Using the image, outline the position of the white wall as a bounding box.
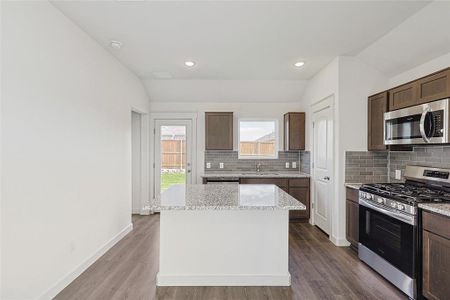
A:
[145,79,307,103]
[301,56,387,246]
[336,57,387,244]
[389,51,450,87]
[357,1,450,77]
[149,100,302,187]
[0,2,3,297]
[1,2,149,299]
[301,58,340,243]
[301,57,339,152]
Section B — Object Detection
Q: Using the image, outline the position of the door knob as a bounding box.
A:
[323,176,330,181]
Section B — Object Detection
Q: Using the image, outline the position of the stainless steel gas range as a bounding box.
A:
[358,165,450,299]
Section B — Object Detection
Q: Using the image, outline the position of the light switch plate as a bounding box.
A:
[292,162,297,168]
[219,162,224,169]
[395,169,402,180]
[206,162,211,169]
[285,162,290,168]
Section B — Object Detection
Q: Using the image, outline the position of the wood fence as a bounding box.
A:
[161,140,275,168]
[161,140,186,169]
[239,142,275,156]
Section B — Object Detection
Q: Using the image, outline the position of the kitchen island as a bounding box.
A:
[152,184,305,287]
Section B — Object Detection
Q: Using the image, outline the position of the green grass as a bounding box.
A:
[161,172,186,192]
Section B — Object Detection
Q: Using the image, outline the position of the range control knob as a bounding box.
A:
[390,202,397,209]
[397,204,405,211]
[377,198,383,204]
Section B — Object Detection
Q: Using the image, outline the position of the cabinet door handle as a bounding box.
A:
[323,176,330,181]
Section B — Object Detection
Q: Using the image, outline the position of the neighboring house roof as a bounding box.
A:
[255,132,275,142]
[161,134,186,141]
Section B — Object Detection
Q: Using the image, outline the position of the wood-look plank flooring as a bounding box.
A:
[55,215,407,300]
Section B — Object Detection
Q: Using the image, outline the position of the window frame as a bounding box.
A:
[237,118,279,160]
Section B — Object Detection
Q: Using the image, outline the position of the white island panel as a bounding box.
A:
[154,184,305,286]
[158,209,289,286]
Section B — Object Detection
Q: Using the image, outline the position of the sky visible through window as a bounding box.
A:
[240,121,275,141]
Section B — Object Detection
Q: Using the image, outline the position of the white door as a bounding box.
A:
[312,98,334,234]
[154,120,193,199]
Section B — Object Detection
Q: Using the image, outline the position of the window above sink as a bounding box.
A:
[238,119,279,159]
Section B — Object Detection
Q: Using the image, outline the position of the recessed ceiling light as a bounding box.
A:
[184,61,196,67]
[110,40,123,50]
[294,61,305,67]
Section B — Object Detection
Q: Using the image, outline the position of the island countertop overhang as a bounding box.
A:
[152,184,306,211]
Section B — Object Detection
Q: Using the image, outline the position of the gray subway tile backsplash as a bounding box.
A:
[389,146,450,181]
[206,146,450,181]
[205,150,310,173]
[300,151,311,174]
[345,151,389,183]
[345,145,450,184]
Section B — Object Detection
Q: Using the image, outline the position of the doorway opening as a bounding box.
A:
[131,110,149,215]
[158,124,189,194]
[131,111,142,215]
[151,114,197,204]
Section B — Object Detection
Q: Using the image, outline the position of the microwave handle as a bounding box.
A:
[420,106,432,143]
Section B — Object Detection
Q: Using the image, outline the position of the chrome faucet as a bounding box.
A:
[256,163,261,172]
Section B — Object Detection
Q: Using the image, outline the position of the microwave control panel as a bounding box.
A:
[432,110,444,137]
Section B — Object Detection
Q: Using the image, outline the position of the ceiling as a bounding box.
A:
[357,1,450,78]
[52,1,430,80]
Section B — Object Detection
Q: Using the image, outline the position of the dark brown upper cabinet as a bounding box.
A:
[387,67,450,111]
[417,69,450,104]
[284,112,305,151]
[205,112,233,150]
[368,92,388,151]
[388,82,417,111]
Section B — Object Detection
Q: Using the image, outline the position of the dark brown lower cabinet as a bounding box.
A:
[346,187,359,251]
[239,177,310,221]
[239,178,288,189]
[288,179,310,221]
[422,211,450,300]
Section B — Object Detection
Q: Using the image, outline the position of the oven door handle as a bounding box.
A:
[359,199,416,225]
[420,106,432,143]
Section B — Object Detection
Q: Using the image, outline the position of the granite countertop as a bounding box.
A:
[152,184,306,211]
[345,183,363,190]
[202,172,310,178]
[419,203,450,218]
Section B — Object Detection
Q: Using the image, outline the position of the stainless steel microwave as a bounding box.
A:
[384,98,450,145]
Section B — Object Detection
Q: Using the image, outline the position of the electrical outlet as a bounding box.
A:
[285,162,290,168]
[292,161,297,168]
[219,162,224,169]
[206,162,211,169]
[395,169,402,180]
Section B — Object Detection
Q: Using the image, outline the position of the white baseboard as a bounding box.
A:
[330,235,351,247]
[140,205,151,215]
[156,273,291,286]
[38,223,133,300]
[132,206,150,215]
